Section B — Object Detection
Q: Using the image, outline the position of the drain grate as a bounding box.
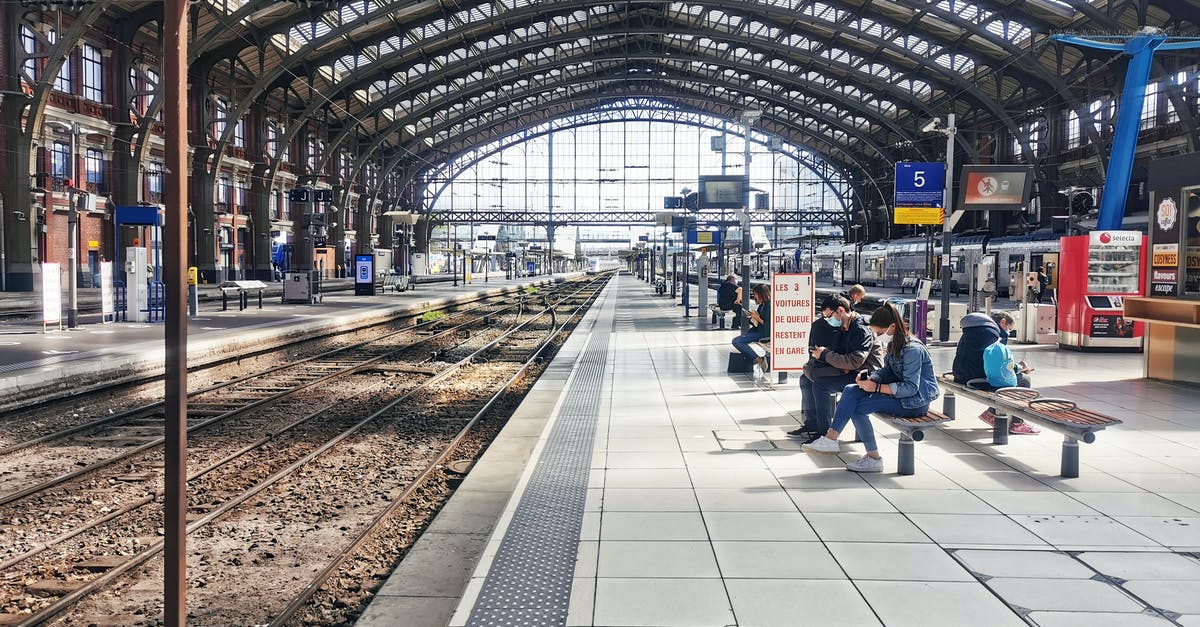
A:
[465,281,616,626]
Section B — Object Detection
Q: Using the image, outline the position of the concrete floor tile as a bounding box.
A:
[1078,551,1200,580]
[695,487,799,512]
[725,579,881,627]
[712,541,844,579]
[1070,492,1200,517]
[682,450,768,468]
[988,577,1144,612]
[1125,580,1200,614]
[943,469,1056,491]
[602,488,699,512]
[954,549,1094,579]
[827,542,973,581]
[566,577,595,626]
[859,469,961,490]
[788,488,897,513]
[688,467,781,488]
[971,490,1100,515]
[1011,515,1160,548]
[779,468,873,490]
[1026,611,1175,627]
[603,467,692,488]
[702,511,818,541]
[605,451,687,468]
[600,511,709,541]
[909,513,1049,546]
[1116,473,1200,493]
[856,580,1025,627]
[606,437,683,452]
[1114,516,1200,547]
[597,541,719,578]
[1163,493,1200,513]
[878,489,999,514]
[575,540,599,577]
[581,512,601,541]
[358,595,461,627]
[806,512,931,543]
[593,578,733,627]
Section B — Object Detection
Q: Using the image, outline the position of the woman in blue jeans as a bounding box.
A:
[802,303,939,472]
[731,283,772,370]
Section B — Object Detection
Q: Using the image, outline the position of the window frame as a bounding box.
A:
[51,142,71,180]
[85,148,104,185]
[82,43,103,102]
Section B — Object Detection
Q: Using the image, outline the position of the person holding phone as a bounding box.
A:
[803,304,939,472]
[731,283,772,371]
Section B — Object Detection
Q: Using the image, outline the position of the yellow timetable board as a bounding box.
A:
[895,206,944,225]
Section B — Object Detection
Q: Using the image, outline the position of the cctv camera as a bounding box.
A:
[921,119,942,133]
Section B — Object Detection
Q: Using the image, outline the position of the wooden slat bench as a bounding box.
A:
[937,373,1123,477]
[871,405,955,476]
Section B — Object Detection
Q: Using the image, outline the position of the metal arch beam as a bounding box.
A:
[379,91,890,216]
[361,72,899,183]
[419,110,855,219]
[314,42,930,172]
[218,0,1010,162]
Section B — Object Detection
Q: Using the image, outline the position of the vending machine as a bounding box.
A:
[1057,231,1147,351]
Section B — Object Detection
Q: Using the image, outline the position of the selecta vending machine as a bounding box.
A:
[1057,231,1147,351]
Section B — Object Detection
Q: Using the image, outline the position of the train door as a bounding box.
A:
[1031,252,1059,290]
[833,256,843,286]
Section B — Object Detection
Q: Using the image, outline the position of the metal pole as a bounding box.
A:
[938,113,956,342]
[741,116,753,334]
[163,0,189,624]
[67,124,78,328]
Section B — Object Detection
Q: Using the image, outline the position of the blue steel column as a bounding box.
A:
[1052,34,1200,230]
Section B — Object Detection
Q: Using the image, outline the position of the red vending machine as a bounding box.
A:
[1057,231,1147,351]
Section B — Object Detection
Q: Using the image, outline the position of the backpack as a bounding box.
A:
[983,340,1018,388]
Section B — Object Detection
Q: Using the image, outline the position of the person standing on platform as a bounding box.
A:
[731,283,772,372]
[1036,266,1050,303]
[789,295,883,443]
[715,274,742,329]
[848,284,866,309]
[802,304,939,473]
[1026,271,1040,303]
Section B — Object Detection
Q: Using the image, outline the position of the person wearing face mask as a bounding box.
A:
[789,295,883,443]
[802,303,939,473]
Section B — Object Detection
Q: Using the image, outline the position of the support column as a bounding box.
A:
[1,4,35,291]
[248,163,273,281]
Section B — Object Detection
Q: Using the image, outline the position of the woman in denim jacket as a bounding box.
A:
[803,303,938,472]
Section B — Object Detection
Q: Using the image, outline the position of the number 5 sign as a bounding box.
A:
[894,162,946,225]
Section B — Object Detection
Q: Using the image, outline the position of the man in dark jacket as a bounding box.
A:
[952,312,1039,434]
[789,295,883,442]
[715,274,742,328]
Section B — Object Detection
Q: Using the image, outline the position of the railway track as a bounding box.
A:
[0,273,611,626]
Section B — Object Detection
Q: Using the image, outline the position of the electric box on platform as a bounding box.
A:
[282,271,312,303]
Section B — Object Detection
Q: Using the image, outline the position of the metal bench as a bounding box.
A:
[380,272,411,293]
[899,277,917,294]
[218,280,267,311]
[937,373,1122,477]
[871,407,955,476]
[708,303,738,329]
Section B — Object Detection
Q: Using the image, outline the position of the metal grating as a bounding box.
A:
[465,280,616,626]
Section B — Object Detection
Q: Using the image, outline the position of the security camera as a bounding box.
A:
[921,118,942,133]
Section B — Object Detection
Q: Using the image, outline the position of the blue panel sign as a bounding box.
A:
[115,206,160,226]
[894,162,945,207]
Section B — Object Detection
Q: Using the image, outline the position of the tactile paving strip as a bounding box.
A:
[466,281,616,626]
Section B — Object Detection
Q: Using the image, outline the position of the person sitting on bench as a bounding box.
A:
[789,295,883,443]
[715,274,742,328]
[802,304,939,473]
[731,283,771,372]
[952,312,1039,435]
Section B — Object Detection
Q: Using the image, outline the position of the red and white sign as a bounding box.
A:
[1089,230,1140,246]
[770,273,815,372]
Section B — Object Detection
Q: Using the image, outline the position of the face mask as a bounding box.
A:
[825,316,840,327]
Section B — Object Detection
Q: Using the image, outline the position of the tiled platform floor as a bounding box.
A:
[454,274,1200,627]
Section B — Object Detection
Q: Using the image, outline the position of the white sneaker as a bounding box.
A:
[752,365,763,379]
[846,455,884,473]
[802,436,840,454]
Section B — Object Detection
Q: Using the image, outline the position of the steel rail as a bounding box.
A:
[12,275,609,627]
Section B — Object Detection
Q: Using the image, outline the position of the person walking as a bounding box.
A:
[802,303,939,473]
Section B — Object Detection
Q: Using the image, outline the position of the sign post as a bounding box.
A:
[770,273,815,372]
[355,254,375,295]
[894,162,946,226]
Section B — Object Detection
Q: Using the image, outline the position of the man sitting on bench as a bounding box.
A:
[952,311,1039,435]
[715,274,742,328]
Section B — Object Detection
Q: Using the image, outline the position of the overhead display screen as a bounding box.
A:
[698,175,747,209]
[958,165,1035,211]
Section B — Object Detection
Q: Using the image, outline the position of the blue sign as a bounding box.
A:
[894,162,945,207]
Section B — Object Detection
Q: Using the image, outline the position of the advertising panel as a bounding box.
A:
[770,273,815,372]
[957,165,1034,210]
[100,261,114,322]
[42,263,62,328]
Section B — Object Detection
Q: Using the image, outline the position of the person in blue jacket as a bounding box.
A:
[803,303,939,473]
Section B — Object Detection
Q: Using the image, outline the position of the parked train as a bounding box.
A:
[800,232,1065,297]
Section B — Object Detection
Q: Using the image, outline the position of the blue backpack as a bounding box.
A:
[983,340,1018,388]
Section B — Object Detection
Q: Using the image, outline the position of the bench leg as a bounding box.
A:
[777,371,787,385]
[1061,436,1080,478]
[898,432,916,476]
[942,392,955,420]
[993,411,1010,446]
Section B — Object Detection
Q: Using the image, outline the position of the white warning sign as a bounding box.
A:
[770,273,815,371]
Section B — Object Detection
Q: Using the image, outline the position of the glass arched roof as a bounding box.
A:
[178,0,1200,191]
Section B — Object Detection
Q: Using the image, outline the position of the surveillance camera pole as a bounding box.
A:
[938,113,956,342]
[66,122,79,329]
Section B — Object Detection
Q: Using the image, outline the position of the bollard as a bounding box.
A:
[942,392,955,420]
[898,433,916,475]
[993,412,1010,446]
[257,289,263,309]
[221,290,229,311]
[1061,437,1080,478]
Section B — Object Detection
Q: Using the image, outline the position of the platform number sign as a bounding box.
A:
[894,162,946,225]
[770,273,814,371]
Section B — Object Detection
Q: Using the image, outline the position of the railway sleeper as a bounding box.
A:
[75,556,126,572]
[27,579,87,597]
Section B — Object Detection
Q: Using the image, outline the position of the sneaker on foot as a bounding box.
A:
[978,410,996,426]
[787,428,820,439]
[802,436,840,454]
[846,455,884,473]
[1009,421,1041,435]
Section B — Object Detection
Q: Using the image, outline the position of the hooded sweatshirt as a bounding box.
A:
[952,312,1003,384]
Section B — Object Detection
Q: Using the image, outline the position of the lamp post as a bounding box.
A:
[47,120,82,328]
[922,114,957,342]
[740,107,761,333]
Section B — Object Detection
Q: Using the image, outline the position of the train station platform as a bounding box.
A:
[0,272,579,410]
[360,272,1200,627]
